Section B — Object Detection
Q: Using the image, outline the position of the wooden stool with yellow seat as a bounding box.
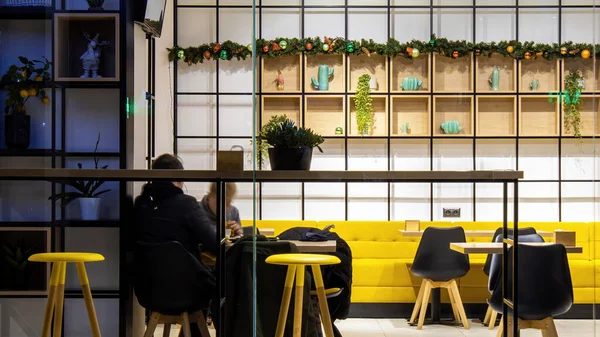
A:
[266,253,341,337]
[28,252,105,337]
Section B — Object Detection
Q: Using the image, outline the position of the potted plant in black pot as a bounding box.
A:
[255,115,324,170]
[2,56,51,150]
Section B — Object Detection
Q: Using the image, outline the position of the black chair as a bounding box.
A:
[133,241,215,337]
[482,227,538,276]
[489,243,573,337]
[409,227,471,330]
[484,233,544,330]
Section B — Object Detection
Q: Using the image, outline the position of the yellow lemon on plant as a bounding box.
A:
[27,88,37,96]
[19,90,29,98]
[42,97,50,105]
[34,75,43,81]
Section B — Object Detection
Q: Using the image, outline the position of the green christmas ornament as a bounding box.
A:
[346,42,355,53]
[335,127,343,135]
[177,50,184,58]
[412,48,420,58]
[279,40,287,50]
[323,44,330,52]
[247,44,253,52]
[219,50,228,60]
[429,39,435,47]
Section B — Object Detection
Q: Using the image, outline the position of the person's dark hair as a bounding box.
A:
[152,154,184,170]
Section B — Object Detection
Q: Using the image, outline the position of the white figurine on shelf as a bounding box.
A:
[80,31,110,79]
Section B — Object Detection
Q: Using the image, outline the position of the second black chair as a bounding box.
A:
[409,227,471,330]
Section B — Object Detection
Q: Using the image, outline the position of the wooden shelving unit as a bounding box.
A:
[562,95,600,136]
[476,54,517,93]
[433,96,474,136]
[563,58,599,92]
[391,96,431,136]
[519,96,559,136]
[476,96,517,136]
[261,95,302,127]
[391,55,430,93]
[304,54,346,93]
[347,55,388,93]
[304,96,345,137]
[261,54,302,93]
[348,96,388,136]
[433,53,473,93]
[519,59,559,93]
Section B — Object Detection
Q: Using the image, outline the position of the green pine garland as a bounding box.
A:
[168,35,600,65]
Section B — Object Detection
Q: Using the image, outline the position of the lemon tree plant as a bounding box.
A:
[2,56,52,115]
[355,73,374,135]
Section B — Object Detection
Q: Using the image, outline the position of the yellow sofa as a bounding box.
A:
[242,220,599,306]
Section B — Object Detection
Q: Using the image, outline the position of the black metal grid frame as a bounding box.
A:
[172,0,598,224]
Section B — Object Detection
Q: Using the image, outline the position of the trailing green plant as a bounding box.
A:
[563,71,584,140]
[252,115,324,165]
[355,74,374,136]
[2,56,52,115]
[49,133,111,207]
[1,239,36,273]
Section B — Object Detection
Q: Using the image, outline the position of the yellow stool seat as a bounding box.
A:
[29,252,105,263]
[266,253,340,266]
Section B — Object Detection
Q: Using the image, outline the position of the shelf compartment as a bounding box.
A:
[304,96,345,137]
[0,6,52,20]
[519,59,559,93]
[347,55,388,93]
[0,227,50,295]
[476,96,517,136]
[391,96,431,136]
[348,96,388,137]
[54,13,120,82]
[561,95,600,137]
[433,53,473,93]
[433,96,474,136]
[519,96,559,136]
[563,58,599,92]
[261,95,302,127]
[261,55,302,93]
[391,55,430,93]
[476,54,516,93]
[304,54,346,93]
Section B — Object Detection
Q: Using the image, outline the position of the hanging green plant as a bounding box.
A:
[563,71,584,140]
[355,74,374,136]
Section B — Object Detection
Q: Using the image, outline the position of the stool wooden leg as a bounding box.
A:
[193,312,211,337]
[76,262,102,337]
[144,312,161,337]
[293,265,305,337]
[162,323,171,337]
[311,265,335,337]
[409,280,425,324]
[488,310,498,330]
[275,265,297,337]
[182,312,192,337]
[41,262,61,337]
[53,262,66,337]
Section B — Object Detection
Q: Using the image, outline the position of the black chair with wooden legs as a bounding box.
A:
[489,243,573,337]
[408,227,471,330]
[486,233,544,330]
[133,241,214,337]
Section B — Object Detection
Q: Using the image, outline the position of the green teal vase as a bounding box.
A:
[440,121,462,134]
[311,65,334,91]
[400,77,423,91]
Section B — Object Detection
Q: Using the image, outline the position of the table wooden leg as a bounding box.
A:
[53,262,66,337]
[293,265,305,337]
[275,265,296,337]
[311,265,335,337]
[76,262,102,337]
[409,280,425,324]
[41,262,61,337]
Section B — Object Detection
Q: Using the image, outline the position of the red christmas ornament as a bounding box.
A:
[263,45,270,53]
[305,42,313,51]
[203,51,211,59]
[452,50,459,58]
[213,43,221,53]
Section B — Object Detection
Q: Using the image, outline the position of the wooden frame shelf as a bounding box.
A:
[304,54,346,93]
[476,96,517,136]
[348,55,388,93]
[519,59,559,93]
[519,96,559,136]
[562,94,600,136]
[476,54,516,93]
[391,55,430,93]
[261,54,302,93]
[54,13,120,82]
[304,96,346,137]
[433,53,473,93]
[563,58,600,93]
[348,96,388,137]
[433,96,474,136]
[261,95,302,127]
[391,96,431,136]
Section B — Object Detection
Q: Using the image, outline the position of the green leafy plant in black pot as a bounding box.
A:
[2,56,52,149]
[49,133,111,220]
[255,115,324,170]
[86,0,105,10]
[1,239,37,290]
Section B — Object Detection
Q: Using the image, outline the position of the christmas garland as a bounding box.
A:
[168,35,600,65]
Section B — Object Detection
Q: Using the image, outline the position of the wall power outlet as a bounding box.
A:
[443,208,461,218]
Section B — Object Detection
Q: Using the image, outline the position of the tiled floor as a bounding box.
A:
[154,319,599,337]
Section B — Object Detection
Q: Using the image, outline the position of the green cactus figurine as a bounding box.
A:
[311,65,334,91]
